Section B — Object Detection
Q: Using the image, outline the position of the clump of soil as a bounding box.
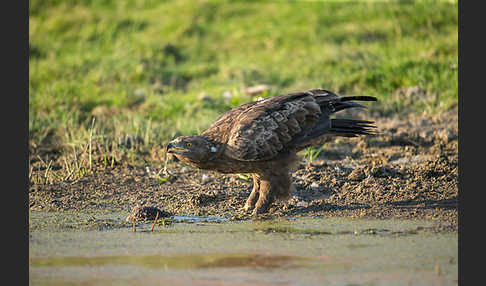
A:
[29,109,458,231]
[126,205,172,222]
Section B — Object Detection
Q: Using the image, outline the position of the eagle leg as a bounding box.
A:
[243,174,260,212]
[252,180,273,216]
[251,171,292,216]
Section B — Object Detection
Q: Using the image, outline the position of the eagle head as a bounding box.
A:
[166,136,218,163]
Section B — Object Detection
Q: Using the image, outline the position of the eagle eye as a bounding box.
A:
[186,142,192,148]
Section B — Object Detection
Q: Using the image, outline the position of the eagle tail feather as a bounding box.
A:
[331,101,365,112]
[340,96,377,102]
[329,118,376,136]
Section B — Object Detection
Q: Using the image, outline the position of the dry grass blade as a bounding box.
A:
[44,160,53,185]
[150,211,159,232]
[88,117,96,170]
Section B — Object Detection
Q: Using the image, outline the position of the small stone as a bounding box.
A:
[310,182,321,190]
[296,201,309,207]
[180,167,190,173]
[201,174,211,183]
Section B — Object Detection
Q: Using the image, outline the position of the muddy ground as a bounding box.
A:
[29,108,458,231]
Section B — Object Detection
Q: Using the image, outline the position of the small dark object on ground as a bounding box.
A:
[126,205,172,222]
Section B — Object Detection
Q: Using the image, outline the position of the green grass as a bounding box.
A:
[29,0,458,184]
[303,145,325,163]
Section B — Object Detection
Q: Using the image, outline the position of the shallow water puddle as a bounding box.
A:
[30,253,312,269]
[172,215,228,223]
[29,211,458,286]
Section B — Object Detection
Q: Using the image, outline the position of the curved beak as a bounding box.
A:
[166,141,175,152]
[166,139,186,154]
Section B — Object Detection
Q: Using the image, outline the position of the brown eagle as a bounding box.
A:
[166,89,376,216]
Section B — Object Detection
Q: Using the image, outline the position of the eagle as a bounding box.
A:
[166,89,377,216]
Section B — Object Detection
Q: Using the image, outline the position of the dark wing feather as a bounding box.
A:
[225,91,322,161]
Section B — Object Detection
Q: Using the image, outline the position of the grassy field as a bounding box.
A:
[29,0,458,184]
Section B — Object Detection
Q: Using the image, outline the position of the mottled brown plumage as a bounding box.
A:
[166,89,376,216]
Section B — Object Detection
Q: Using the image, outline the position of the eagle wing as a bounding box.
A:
[202,89,375,162]
[223,90,328,161]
